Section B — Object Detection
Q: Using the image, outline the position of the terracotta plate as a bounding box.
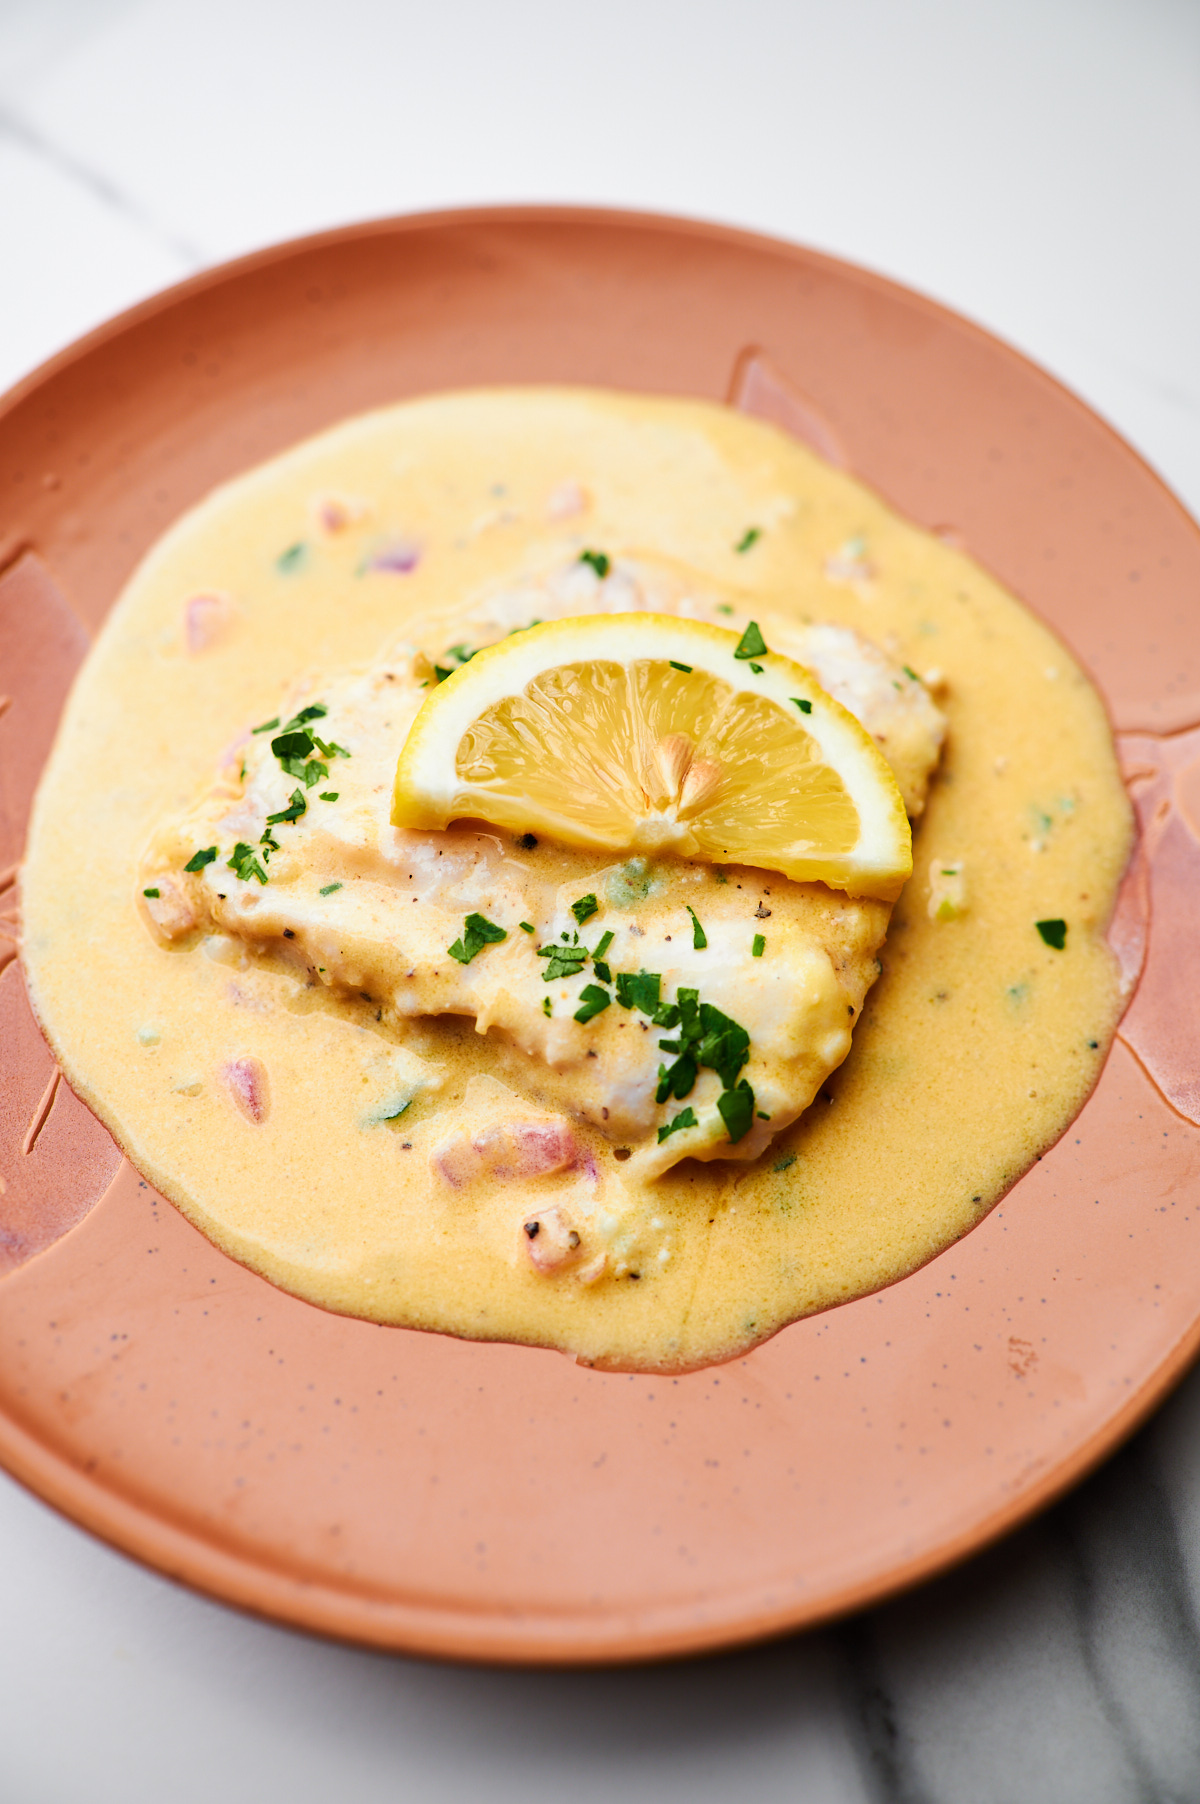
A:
[2,208,1199,1665]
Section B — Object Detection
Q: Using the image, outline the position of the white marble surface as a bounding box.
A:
[1,2,1199,1799]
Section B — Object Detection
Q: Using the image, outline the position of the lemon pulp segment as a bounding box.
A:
[393,613,911,898]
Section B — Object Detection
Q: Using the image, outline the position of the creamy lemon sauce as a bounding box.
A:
[20,390,1132,1371]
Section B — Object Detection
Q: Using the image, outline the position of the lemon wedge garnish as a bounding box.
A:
[393,613,912,899]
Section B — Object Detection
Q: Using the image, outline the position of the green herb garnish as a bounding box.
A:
[593,961,612,985]
[748,662,763,674]
[593,930,614,961]
[538,946,588,981]
[655,1052,698,1104]
[717,1079,755,1143]
[184,846,218,872]
[319,882,343,896]
[228,842,268,885]
[792,697,812,714]
[276,541,308,574]
[773,1153,797,1173]
[433,665,453,683]
[686,906,707,949]
[1036,918,1068,950]
[735,527,762,554]
[579,549,610,578]
[446,643,477,664]
[143,887,160,898]
[669,660,693,673]
[318,791,339,802]
[571,893,599,925]
[752,934,765,958]
[251,716,280,735]
[574,985,612,1024]
[448,912,508,965]
[614,970,661,1014]
[657,1106,698,1144]
[734,620,768,660]
[266,788,308,825]
[519,921,535,933]
[902,665,919,682]
[542,997,552,1017]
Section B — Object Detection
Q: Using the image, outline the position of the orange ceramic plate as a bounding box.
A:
[2,208,1198,1665]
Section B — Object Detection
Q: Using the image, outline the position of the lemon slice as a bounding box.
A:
[393,613,912,898]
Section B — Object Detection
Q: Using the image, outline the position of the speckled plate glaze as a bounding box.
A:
[2,208,1199,1665]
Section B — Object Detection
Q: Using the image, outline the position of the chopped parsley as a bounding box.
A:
[734,620,768,661]
[271,728,316,761]
[717,603,734,615]
[542,996,552,1017]
[593,930,615,961]
[902,664,919,682]
[448,912,508,965]
[657,1106,698,1144]
[251,716,280,735]
[748,662,763,674]
[433,665,453,683]
[142,887,160,898]
[228,841,268,885]
[574,984,612,1024]
[377,1098,411,1121]
[655,1051,698,1104]
[1036,918,1068,950]
[259,828,280,855]
[571,893,600,925]
[275,541,308,574]
[319,881,343,896]
[686,905,707,949]
[319,791,339,802]
[445,643,477,664]
[752,934,765,958]
[792,697,812,714]
[614,970,661,1014]
[735,527,762,554]
[579,549,610,578]
[773,1153,797,1173]
[184,846,218,872]
[593,961,613,986]
[266,788,308,825]
[538,945,588,981]
[519,921,535,933]
[669,660,693,673]
[717,1079,755,1143]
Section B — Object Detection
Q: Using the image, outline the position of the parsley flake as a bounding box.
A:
[792,697,812,714]
[267,788,307,825]
[228,842,268,885]
[251,716,280,735]
[669,660,693,673]
[433,665,453,683]
[276,541,308,575]
[593,961,612,986]
[571,893,600,925]
[903,665,919,682]
[184,846,218,872]
[686,906,707,949]
[1036,918,1068,950]
[657,1106,698,1144]
[538,946,588,981]
[574,984,612,1024]
[579,549,610,578]
[448,912,508,965]
[446,643,477,664]
[734,621,768,660]
[735,527,762,554]
[717,1079,755,1143]
[319,882,343,896]
[773,1153,797,1173]
[319,791,339,802]
[593,931,615,961]
[143,887,160,898]
[614,970,661,1014]
[752,934,765,958]
[748,662,763,674]
[519,921,535,934]
[542,997,552,1017]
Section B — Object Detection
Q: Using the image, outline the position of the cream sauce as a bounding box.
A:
[20,389,1132,1371]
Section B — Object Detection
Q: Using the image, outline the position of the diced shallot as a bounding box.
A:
[222,1056,270,1123]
